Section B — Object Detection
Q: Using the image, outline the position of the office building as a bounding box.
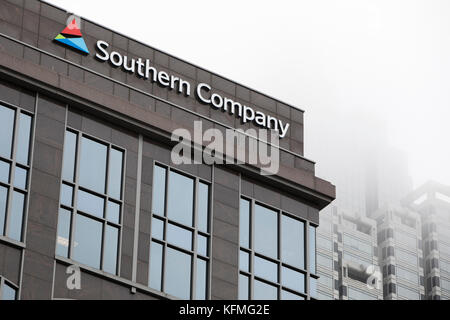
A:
[372,205,425,300]
[0,0,335,300]
[403,181,450,300]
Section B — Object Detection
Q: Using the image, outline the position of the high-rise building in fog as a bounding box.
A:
[403,181,450,300]
[371,205,425,300]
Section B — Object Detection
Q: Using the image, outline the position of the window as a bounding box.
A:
[0,276,18,300]
[343,251,371,267]
[441,278,450,292]
[348,287,377,300]
[396,249,418,267]
[395,231,417,249]
[397,266,419,285]
[397,285,420,300]
[317,254,332,269]
[317,235,332,251]
[239,198,315,300]
[318,273,332,288]
[56,130,124,275]
[343,233,372,255]
[149,164,210,300]
[0,104,33,243]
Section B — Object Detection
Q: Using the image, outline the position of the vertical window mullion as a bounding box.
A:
[101,146,111,271]
[4,110,19,239]
[305,221,310,299]
[250,199,255,300]
[191,177,199,299]
[0,277,3,299]
[69,132,82,260]
[278,211,282,299]
[161,166,170,293]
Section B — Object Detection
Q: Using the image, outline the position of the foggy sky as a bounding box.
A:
[47,0,450,190]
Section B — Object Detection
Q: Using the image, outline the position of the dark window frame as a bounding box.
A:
[239,196,317,300]
[0,275,19,300]
[148,161,212,300]
[56,128,126,275]
[0,100,35,245]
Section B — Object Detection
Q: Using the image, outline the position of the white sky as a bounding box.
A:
[48,0,450,189]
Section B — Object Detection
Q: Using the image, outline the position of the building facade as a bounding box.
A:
[372,205,425,300]
[0,0,335,300]
[403,181,450,300]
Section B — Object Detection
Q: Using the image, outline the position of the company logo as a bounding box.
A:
[54,15,89,54]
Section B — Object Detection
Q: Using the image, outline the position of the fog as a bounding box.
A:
[47,0,450,203]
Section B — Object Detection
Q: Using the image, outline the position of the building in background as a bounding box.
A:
[372,205,425,300]
[318,181,450,300]
[317,207,339,300]
[336,212,382,300]
[403,181,450,300]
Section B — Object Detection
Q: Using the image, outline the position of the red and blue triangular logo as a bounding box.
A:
[54,18,89,54]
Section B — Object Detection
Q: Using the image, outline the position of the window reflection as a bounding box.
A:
[167,171,194,226]
[0,105,32,243]
[254,280,278,300]
[57,130,124,275]
[79,137,107,194]
[149,164,211,299]
[239,197,312,300]
[282,215,304,269]
[1,281,17,300]
[254,204,278,259]
[0,105,15,159]
[73,214,103,269]
[164,247,191,300]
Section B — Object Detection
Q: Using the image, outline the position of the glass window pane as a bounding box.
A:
[14,167,27,190]
[103,225,119,275]
[56,208,71,257]
[79,137,107,194]
[62,131,77,182]
[195,258,207,300]
[152,165,166,216]
[164,247,191,299]
[16,113,32,165]
[0,186,8,236]
[167,223,192,251]
[282,267,305,293]
[254,280,278,300]
[108,148,123,200]
[0,105,15,159]
[73,214,102,269]
[167,171,194,227]
[151,217,164,241]
[309,226,317,274]
[282,215,305,269]
[107,201,120,224]
[77,190,104,219]
[239,274,249,300]
[2,282,16,300]
[197,234,208,257]
[282,290,305,300]
[60,184,73,207]
[9,191,25,242]
[198,182,209,233]
[149,241,163,291]
[0,160,10,184]
[310,277,318,298]
[240,199,250,248]
[254,204,278,259]
[255,256,278,283]
[240,250,249,272]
